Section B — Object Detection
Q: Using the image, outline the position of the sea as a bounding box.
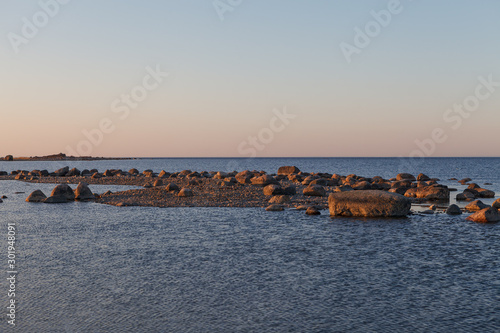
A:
[0,157,499,332]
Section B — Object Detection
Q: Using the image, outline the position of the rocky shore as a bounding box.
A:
[1,165,498,222]
[2,153,131,162]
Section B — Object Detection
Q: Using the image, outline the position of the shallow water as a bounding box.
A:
[0,158,499,332]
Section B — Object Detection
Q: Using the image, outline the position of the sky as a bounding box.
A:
[1,0,499,158]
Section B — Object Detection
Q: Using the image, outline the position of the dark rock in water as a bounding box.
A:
[458,178,472,185]
[263,184,284,196]
[54,166,69,176]
[277,166,301,175]
[329,190,411,217]
[165,183,180,192]
[265,204,284,211]
[465,200,489,212]
[404,186,449,201]
[75,182,95,201]
[4,155,13,161]
[456,191,475,201]
[475,188,495,198]
[0,199,2,203]
[303,185,326,197]
[81,169,92,177]
[417,173,430,181]
[26,190,47,203]
[178,188,193,197]
[47,184,75,202]
[445,204,462,215]
[306,207,321,215]
[103,170,114,177]
[1,195,6,199]
[466,207,500,223]
[0,171,7,176]
[396,173,416,181]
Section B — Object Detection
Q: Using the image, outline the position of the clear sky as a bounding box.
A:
[1,0,499,158]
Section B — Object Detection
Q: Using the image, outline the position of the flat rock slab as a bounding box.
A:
[329,190,411,217]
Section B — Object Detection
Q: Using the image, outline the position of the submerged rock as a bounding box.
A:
[26,190,47,203]
[265,204,284,211]
[404,186,449,201]
[329,190,411,217]
[306,207,321,215]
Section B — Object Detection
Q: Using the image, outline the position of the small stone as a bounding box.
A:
[303,185,326,197]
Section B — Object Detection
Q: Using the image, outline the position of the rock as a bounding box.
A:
[265,204,284,212]
[0,199,2,203]
[404,186,450,201]
[129,168,139,175]
[47,184,75,202]
[309,178,329,186]
[153,179,163,187]
[178,188,193,197]
[4,155,13,161]
[54,166,69,176]
[158,170,170,178]
[417,173,430,181]
[81,169,92,177]
[466,207,500,223]
[66,168,81,177]
[465,200,489,211]
[15,173,25,180]
[103,190,113,196]
[445,204,462,215]
[277,166,301,175]
[429,205,437,211]
[456,191,475,201]
[1,195,6,199]
[329,190,411,217]
[458,178,472,185]
[301,176,318,186]
[303,185,326,197]
[306,207,321,215]
[235,170,253,184]
[165,183,180,192]
[396,173,416,181]
[421,210,434,215]
[74,182,95,201]
[263,184,284,196]
[352,181,372,190]
[0,171,7,176]
[493,199,500,209]
[25,190,47,202]
[333,185,353,193]
[475,188,495,198]
[251,175,279,187]
[103,170,115,177]
[283,186,296,195]
[269,195,290,204]
[91,172,103,179]
[43,196,68,204]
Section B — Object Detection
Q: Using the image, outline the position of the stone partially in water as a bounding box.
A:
[46,184,75,202]
[445,204,462,215]
[75,182,95,201]
[265,204,284,211]
[329,190,411,217]
[466,207,500,223]
[465,200,489,212]
[26,190,47,203]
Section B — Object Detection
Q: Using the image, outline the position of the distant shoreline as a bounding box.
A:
[3,153,133,162]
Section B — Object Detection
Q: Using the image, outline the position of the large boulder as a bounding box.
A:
[235,170,253,184]
[165,183,180,192]
[66,168,81,177]
[404,186,449,201]
[465,200,489,212]
[466,207,500,223]
[26,190,47,203]
[74,182,95,201]
[277,166,300,175]
[158,170,170,178]
[4,155,13,161]
[329,190,411,217]
[303,185,326,197]
[475,188,495,198]
[417,173,430,181]
[46,184,75,202]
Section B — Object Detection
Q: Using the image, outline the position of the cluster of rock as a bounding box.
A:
[26,183,96,203]
[456,183,495,201]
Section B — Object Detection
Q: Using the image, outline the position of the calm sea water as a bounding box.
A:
[0,158,499,332]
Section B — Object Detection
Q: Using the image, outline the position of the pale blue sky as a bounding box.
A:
[1,1,499,157]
